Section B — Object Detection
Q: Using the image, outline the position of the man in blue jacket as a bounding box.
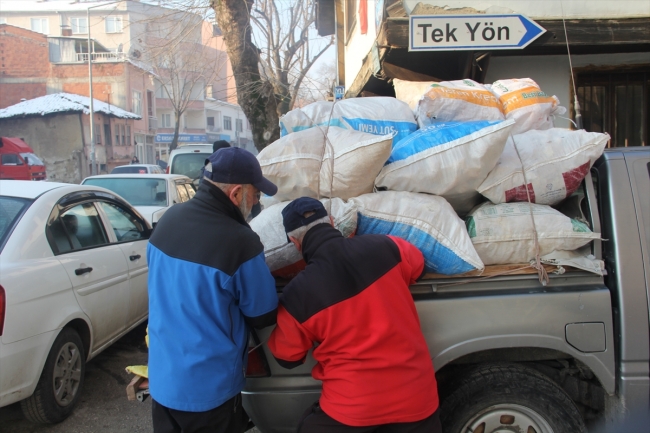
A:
[147,147,279,433]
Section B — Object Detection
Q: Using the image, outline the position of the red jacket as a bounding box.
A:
[268,224,438,426]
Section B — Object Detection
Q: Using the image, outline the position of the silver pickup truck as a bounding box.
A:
[243,147,650,433]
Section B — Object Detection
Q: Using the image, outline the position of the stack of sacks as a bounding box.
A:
[257,126,393,201]
[279,97,417,146]
[490,78,566,135]
[466,202,600,265]
[375,119,515,215]
[415,79,504,127]
[478,129,610,206]
[251,198,358,278]
[352,191,484,275]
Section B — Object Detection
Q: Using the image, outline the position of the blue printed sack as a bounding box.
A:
[279,97,417,147]
[351,191,484,275]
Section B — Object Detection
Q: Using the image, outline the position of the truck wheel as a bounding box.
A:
[21,328,86,423]
[440,363,586,433]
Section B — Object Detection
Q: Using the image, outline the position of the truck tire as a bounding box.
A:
[439,363,586,433]
[21,328,86,423]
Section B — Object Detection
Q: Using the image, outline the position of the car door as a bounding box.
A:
[96,201,150,327]
[51,201,130,350]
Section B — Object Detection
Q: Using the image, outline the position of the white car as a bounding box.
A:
[111,164,165,174]
[0,180,151,423]
[167,144,214,186]
[81,174,196,226]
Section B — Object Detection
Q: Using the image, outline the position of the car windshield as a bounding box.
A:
[19,153,44,166]
[171,153,208,180]
[0,196,32,253]
[83,178,168,206]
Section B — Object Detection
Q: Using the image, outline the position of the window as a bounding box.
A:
[132,91,142,116]
[1,154,23,165]
[126,125,131,146]
[105,16,123,33]
[162,113,172,128]
[95,124,102,144]
[176,184,190,202]
[97,202,146,242]
[71,17,88,34]
[147,91,154,117]
[207,116,215,128]
[115,124,121,145]
[121,124,126,146]
[205,84,214,99]
[30,18,49,34]
[236,118,243,133]
[50,203,109,254]
[577,68,649,147]
[223,116,232,131]
[184,183,196,199]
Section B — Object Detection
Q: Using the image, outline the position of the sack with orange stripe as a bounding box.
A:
[416,79,504,127]
[490,78,566,135]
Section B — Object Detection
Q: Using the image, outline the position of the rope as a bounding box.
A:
[314,100,338,215]
[511,134,550,286]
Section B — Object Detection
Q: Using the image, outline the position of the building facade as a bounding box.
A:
[320,0,650,147]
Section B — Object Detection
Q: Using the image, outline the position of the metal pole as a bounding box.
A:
[87,7,96,175]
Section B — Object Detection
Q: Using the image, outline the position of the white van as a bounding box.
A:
[167,144,213,185]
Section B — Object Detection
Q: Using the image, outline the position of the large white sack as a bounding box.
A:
[375,119,515,215]
[250,198,358,278]
[257,126,393,201]
[279,97,417,146]
[490,78,565,134]
[351,191,484,275]
[393,78,437,111]
[416,79,504,128]
[478,128,609,206]
[466,201,600,265]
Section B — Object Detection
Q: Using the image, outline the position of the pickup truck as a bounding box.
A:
[242,147,650,433]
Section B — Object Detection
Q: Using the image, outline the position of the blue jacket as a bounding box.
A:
[147,180,278,412]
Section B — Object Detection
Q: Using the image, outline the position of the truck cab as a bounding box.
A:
[0,137,47,181]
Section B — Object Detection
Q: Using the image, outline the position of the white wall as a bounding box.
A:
[485,52,650,128]
[403,0,650,19]
[343,0,382,88]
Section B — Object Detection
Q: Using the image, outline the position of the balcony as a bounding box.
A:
[207,125,221,132]
[148,117,158,131]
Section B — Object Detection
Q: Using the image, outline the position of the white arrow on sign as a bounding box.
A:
[410,14,546,51]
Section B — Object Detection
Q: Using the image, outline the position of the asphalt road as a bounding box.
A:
[0,322,260,433]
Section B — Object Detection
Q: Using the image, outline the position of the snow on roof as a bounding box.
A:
[0,93,141,119]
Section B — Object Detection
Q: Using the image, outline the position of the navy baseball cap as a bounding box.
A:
[282,197,329,234]
[203,147,277,196]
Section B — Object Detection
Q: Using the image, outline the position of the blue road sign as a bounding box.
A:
[334,86,345,100]
[410,14,546,51]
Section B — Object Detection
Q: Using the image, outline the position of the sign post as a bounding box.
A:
[410,14,545,51]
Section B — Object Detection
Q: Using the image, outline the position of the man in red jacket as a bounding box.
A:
[268,197,441,433]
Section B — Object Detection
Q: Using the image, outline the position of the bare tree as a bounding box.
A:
[211,0,333,151]
[141,7,228,151]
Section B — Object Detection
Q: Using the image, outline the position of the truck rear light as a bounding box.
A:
[246,335,270,377]
[0,285,5,336]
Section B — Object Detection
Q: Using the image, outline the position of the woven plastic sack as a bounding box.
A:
[416,79,504,128]
[351,191,484,275]
[375,119,514,215]
[478,129,609,206]
[466,201,600,265]
[279,97,417,146]
[490,78,565,134]
[257,126,392,202]
[250,198,358,278]
[393,78,437,111]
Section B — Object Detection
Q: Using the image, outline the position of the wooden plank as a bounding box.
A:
[382,62,442,81]
[126,375,147,401]
[381,17,650,50]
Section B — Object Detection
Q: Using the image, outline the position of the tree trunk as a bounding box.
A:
[170,111,182,151]
[212,0,280,152]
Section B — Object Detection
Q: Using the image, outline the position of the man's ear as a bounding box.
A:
[289,236,302,252]
[329,216,334,226]
[228,184,243,206]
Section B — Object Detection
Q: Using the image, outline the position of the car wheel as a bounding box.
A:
[440,363,586,433]
[21,328,86,424]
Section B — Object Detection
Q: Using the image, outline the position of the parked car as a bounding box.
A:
[0,180,151,423]
[243,147,650,433]
[0,137,47,180]
[81,174,195,226]
[167,144,214,186]
[110,164,164,174]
